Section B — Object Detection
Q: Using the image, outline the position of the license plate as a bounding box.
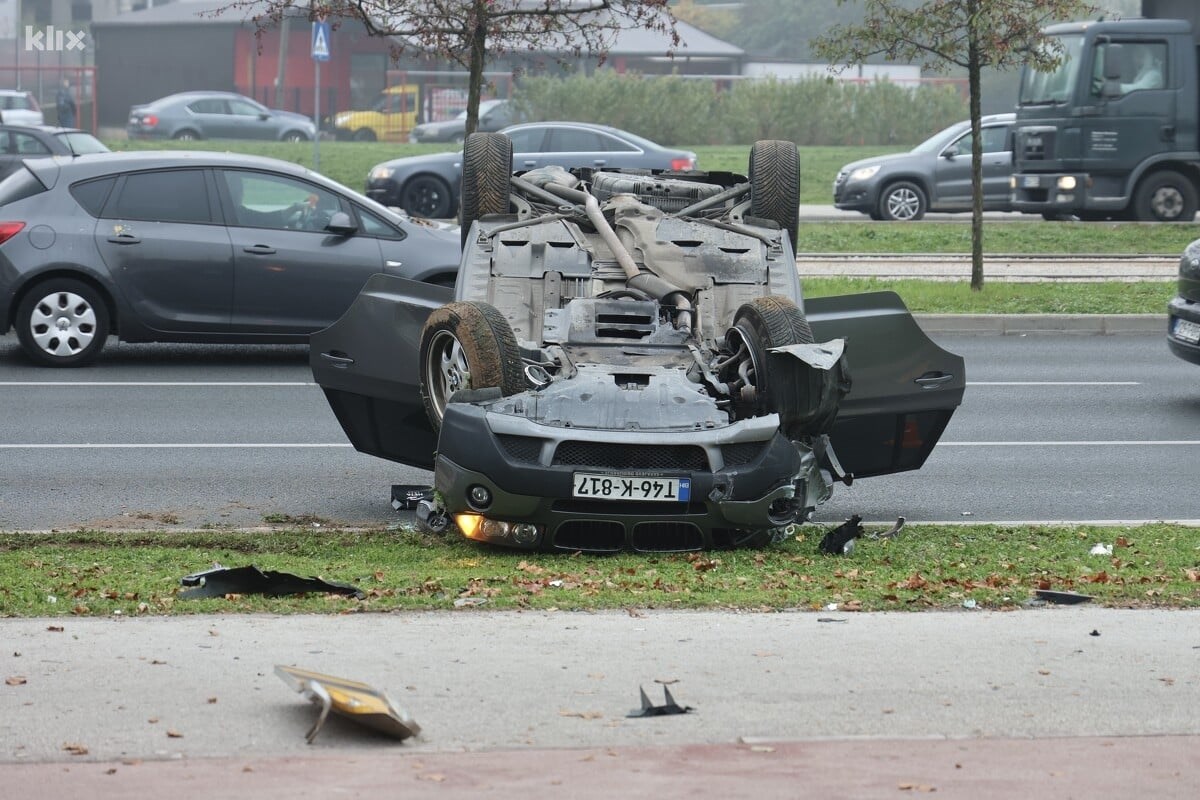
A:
[1022,175,1041,188]
[1174,318,1200,344]
[572,473,690,502]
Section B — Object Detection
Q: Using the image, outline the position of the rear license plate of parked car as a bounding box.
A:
[572,473,690,502]
[1174,318,1200,343]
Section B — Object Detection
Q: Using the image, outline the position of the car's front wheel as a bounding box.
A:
[400,174,453,219]
[419,301,525,432]
[353,128,377,142]
[879,181,927,221]
[281,130,308,143]
[16,278,110,367]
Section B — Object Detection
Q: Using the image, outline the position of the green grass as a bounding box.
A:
[803,278,1173,314]
[1,524,1195,617]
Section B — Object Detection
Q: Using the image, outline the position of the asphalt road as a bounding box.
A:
[0,330,1195,531]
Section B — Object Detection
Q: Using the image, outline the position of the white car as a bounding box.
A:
[0,91,45,126]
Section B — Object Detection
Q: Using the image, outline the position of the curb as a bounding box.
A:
[915,313,1163,335]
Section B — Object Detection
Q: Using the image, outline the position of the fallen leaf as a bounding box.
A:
[1159,677,1175,686]
[105,768,117,775]
[1038,670,1051,676]
[62,743,89,756]
[418,774,446,783]
[750,745,775,753]
[559,709,604,719]
[5,676,27,686]
[207,697,218,704]
[147,717,159,724]
[166,729,183,738]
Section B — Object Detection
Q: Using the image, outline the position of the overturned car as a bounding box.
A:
[311,133,965,552]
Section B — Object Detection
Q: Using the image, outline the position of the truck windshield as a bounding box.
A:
[1018,34,1084,105]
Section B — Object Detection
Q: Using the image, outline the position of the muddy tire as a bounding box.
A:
[16,277,110,367]
[749,140,800,251]
[419,300,524,432]
[460,132,513,248]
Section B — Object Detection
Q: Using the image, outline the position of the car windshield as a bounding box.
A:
[454,100,502,121]
[55,132,108,155]
[1019,34,1084,105]
[910,123,970,154]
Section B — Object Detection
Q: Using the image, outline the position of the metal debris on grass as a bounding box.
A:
[627,685,693,718]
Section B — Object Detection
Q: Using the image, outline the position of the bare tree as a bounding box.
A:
[813,0,1095,290]
[222,1,678,136]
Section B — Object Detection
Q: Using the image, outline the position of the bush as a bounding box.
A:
[514,72,969,147]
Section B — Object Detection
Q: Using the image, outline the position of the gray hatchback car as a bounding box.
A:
[833,113,1015,221]
[0,152,460,366]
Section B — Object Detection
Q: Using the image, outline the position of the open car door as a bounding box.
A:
[807,291,965,478]
[309,273,451,470]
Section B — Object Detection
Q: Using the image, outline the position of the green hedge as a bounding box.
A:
[514,72,969,147]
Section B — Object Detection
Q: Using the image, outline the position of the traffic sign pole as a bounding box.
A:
[311,20,331,171]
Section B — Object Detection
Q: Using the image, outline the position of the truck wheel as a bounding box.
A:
[722,295,814,423]
[16,278,110,367]
[419,300,524,432]
[749,140,800,250]
[1133,171,1198,222]
[879,181,926,221]
[460,132,513,248]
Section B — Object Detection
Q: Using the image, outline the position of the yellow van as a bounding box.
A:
[332,85,419,141]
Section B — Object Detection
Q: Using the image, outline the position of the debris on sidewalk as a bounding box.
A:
[275,665,421,744]
[1089,543,1113,556]
[391,484,433,511]
[869,516,906,540]
[819,515,863,555]
[1034,589,1094,605]
[179,565,364,599]
[627,685,693,718]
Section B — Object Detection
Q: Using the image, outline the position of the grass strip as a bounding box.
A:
[1,524,1195,617]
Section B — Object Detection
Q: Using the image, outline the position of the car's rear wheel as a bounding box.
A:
[16,278,110,367]
[748,140,800,250]
[400,174,453,219]
[723,296,818,427]
[879,181,926,221]
[173,129,200,141]
[419,300,525,433]
[353,128,376,142]
[460,131,513,248]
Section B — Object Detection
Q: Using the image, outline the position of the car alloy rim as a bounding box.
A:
[887,188,920,220]
[405,180,444,217]
[29,290,97,357]
[427,330,471,419]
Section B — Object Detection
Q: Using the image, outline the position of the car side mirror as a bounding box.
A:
[941,148,957,160]
[325,211,358,235]
[259,112,270,121]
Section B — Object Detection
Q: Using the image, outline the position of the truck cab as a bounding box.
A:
[1011,16,1200,221]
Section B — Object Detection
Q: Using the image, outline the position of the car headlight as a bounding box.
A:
[369,165,395,181]
[1057,176,1077,191]
[849,165,881,181]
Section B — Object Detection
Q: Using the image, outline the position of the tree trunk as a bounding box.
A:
[968,1,984,292]
[465,0,488,138]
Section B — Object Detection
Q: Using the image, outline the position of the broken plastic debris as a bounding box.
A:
[1034,590,1094,605]
[869,516,906,540]
[275,665,420,744]
[819,514,863,555]
[962,599,977,609]
[391,484,434,511]
[824,603,839,611]
[179,565,364,599]
[1089,543,1113,556]
[627,685,693,718]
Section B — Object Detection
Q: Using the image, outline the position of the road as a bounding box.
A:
[0,331,1195,531]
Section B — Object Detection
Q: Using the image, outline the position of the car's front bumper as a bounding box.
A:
[434,403,825,552]
[832,177,879,214]
[365,179,400,206]
[1167,293,1200,365]
[1011,171,1128,215]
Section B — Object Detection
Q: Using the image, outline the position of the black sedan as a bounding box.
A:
[0,124,109,181]
[0,151,460,366]
[1168,238,1200,365]
[367,121,698,218]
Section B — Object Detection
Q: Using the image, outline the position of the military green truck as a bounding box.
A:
[1011,0,1200,221]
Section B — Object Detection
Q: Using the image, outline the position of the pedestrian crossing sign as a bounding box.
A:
[311,21,331,61]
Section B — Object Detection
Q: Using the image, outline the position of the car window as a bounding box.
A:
[355,206,404,239]
[12,133,51,155]
[219,169,343,231]
[506,128,545,152]
[55,132,109,154]
[596,132,638,153]
[5,94,34,111]
[544,128,605,153]
[229,98,265,117]
[981,126,1010,153]
[69,177,116,217]
[188,98,227,115]
[110,170,212,224]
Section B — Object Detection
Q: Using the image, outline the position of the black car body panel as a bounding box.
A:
[1167,238,1200,364]
[312,138,964,551]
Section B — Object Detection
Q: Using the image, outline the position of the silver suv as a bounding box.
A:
[834,113,1015,221]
